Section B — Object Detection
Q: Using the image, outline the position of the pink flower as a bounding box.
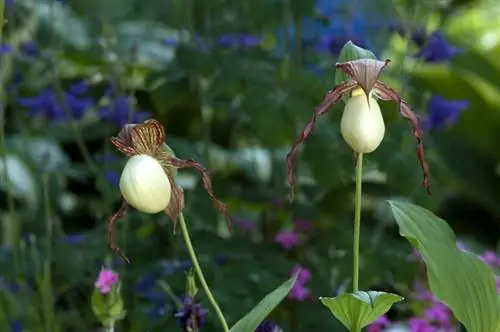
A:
[408,318,434,332]
[367,315,391,332]
[424,302,451,327]
[481,250,499,266]
[288,282,310,301]
[275,230,299,249]
[291,265,311,284]
[94,268,119,294]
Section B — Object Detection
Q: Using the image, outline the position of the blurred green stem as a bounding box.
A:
[178,213,229,332]
[353,153,363,292]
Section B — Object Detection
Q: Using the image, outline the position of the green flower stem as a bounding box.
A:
[353,153,363,292]
[178,213,229,332]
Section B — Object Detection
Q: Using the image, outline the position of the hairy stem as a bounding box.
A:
[353,153,363,292]
[178,213,229,332]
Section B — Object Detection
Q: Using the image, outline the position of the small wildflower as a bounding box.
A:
[407,317,434,331]
[216,34,262,48]
[424,302,451,327]
[286,58,431,201]
[9,320,22,332]
[288,265,311,301]
[291,265,311,284]
[256,320,281,332]
[480,250,499,266]
[423,96,468,130]
[175,296,208,331]
[94,268,119,294]
[416,30,462,63]
[0,44,11,53]
[108,119,231,262]
[289,282,310,301]
[367,314,391,332]
[275,230,299,249]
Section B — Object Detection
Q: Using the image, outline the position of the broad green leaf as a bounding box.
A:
[229,274,297,332]
[335,41,377,102]
[320,291,403,332]
[389,201,500,332]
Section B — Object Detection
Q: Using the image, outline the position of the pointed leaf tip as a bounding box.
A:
[229,275,297,332]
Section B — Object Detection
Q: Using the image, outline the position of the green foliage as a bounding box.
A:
[390,201,500,332]
[229,275,297,332]
[320,291,404,332]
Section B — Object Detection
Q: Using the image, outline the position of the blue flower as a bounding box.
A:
[416,31,462,63]
[63,234,86,244]
[104,170,120,187]
[97,95,151,128]
[256,320,281,332]
[424,95,469,130]
[175,296,208,331]
[10,320,22,332]
[0,44,11,53]
[18,85,93,124]
[20,41,37,56]
[216,34,262,48]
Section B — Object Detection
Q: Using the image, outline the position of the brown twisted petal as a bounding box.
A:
[129,119,165,156]
[336,59,390,104]
[164,171,185,231]
[107,200,131,264]
[110,126,138,156]
[285,80,358,202]
[167,157,232,231]
[374,80,431,195]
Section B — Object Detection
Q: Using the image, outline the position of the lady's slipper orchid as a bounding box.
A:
[108,119,231,262]
[286,58,431,200]
[119,154,172,213]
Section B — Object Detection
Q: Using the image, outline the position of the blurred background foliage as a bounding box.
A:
[1,0,500,330]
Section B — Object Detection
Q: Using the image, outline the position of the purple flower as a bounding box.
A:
[20,41,37,56]
[315,34,368,55]
[256,320,280,332]
[416,30,462,63]
[275,230,299,249]
[175,296,208,331]
[424,302,451,327]
[480,250,499,266]
[63,233,86,244]
[407,317,434,332]
[367,315,391,332]
[94,268,119,294]
[423,95,469,130]
[288,282,310,301]
[291,265,311,284]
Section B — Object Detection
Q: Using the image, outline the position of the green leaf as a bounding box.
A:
[389,200,500,332]
[229,274,297,332]
[335,41,377,102]
[320,291,403,332]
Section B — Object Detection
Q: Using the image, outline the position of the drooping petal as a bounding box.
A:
[374,80,431,195]
[110,123,141,156]
[130,119,165,155]
[107,200,131,263]
[286,80,358,201]
[164,171,185,230]
[167,157,232,230]
[336,59,390,103]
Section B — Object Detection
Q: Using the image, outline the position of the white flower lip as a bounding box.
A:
[119,154,172,214]
[340,89,385,154]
